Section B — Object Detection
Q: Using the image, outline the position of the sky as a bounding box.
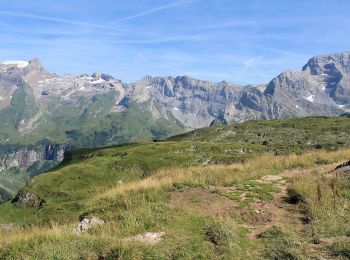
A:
[0,0,349,85]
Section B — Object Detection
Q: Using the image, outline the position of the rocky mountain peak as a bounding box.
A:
[1,51,350,135]
[26,58,46,72]
[302,51,350,75]
[92,72,115,81]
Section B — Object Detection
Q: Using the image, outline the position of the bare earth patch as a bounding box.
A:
[243,180,304,239]
[170,188,237,217]
[245,165,338,238]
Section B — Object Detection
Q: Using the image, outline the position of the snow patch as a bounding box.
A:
[146,85,153,89]
[338,104,346,108]
[166,79,173,87]
[306,95,315,103]
[79,87,86,91]
[295,105,299,109]
[0,96,4,101]
[2,60,29,68]
[79,76,94,81]
[173,107,180,111]
[91,79,105,84]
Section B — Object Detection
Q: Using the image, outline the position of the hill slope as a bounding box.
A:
[169,116,350,152]
[0,116,349,258]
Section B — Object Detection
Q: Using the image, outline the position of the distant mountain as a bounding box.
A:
[0,51,349,201]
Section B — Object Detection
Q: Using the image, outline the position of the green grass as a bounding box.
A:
[259,226,306,259]
[169,116,350,154]
[224,181,280,208]
[1,116,350,258]
[0,148,350,258]
[290,174,350,238]
[329,240,350,258]
[2,115,350,202]
[0,141,262,224]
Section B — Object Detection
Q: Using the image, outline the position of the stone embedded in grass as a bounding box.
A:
[74,217,105,234]
[126,231,166,244]
[0,223,14,231]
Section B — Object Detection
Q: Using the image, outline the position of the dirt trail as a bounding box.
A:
[169,164,338,241]
[245,165,335,238]
[245,174,305,239]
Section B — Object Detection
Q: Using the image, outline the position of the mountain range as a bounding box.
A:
[0,51,349,201]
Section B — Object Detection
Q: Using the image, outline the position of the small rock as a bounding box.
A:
[90,217,105,225]
[202,159,211,166]
[74,217,105,234]
[0,223,14,231]
[127,231,166,244]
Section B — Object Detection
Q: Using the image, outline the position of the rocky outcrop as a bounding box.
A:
[12,191,45,208]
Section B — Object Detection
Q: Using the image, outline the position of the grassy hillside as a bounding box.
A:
[0,116,349,258]
[0,96,185,202]
[169,116,350,153]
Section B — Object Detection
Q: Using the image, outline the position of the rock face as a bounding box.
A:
[303,52,350,104]
[0,143,68,203]
[0,144,67,172]
[0,51,350,202]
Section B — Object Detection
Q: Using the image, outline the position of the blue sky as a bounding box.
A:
[0,0,349,84]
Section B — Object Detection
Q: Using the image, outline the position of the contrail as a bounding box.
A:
[0,10,124,31]
[109,0,199,25]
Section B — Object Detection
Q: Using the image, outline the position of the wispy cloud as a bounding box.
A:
[0,10,124,31]
[1,0,349,84]
[0,20,11,28]
[109,0,198,24]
